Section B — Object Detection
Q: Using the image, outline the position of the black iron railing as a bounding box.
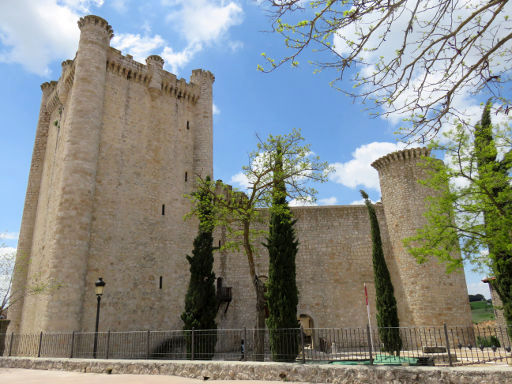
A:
[2,325,511,365]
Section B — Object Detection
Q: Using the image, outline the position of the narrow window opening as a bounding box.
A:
[185,172,188,182]
[159,276,163,289]
[162,204,165,215]
[218,240,221,248]
[186,121,190,130]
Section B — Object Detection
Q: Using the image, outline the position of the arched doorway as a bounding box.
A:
[298,314,315,348]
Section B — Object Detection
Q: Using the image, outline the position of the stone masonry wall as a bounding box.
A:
[2,357,512,384]
[215,205,396,331]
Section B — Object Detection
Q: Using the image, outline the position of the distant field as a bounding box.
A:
[470,301,495,323]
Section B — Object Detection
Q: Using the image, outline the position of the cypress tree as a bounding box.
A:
[474,101,512,336]
[361,190,402,356]
[265,145,300,362]
[181,176,217,359]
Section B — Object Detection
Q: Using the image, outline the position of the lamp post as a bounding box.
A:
[93,277,106,359]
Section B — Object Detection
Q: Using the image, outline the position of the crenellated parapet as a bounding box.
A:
[105,48,200,103]
[77,15,113,40]
[146,55,164,69]
[40,81,57,95]
[106,52,150,85]
[191,68,215,84]
[371,147,430,173]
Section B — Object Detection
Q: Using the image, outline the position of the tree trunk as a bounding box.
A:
[243,220,266,361]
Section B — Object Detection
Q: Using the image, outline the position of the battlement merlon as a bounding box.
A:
[40,81,57,95]
[191,69,215,85]
[146,55,165,69]
[371,147,431,171]
[77,15,114,41]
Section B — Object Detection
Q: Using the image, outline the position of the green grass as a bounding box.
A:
[470,301,495,323]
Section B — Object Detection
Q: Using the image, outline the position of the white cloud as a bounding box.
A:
[230,172,250,190]
[0,0,242,77]
[0,0,87,76]
[110,0,128,13]
[212,103,220,115]
[161,0,244,72]
[467,281,491,300]
[0,232,18,241]
[349,198,376,206]
[330,142,406,191]
[111,33,165,63]
[166,0,243,45]
[289,197,316,207]
[228,40,244,52]
[161,44,202,74]
[318,197,337,205]
[60,0,104,12]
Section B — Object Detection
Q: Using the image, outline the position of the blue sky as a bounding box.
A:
[0,0,496,298]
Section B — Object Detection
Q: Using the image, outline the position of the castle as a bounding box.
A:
[8,15,472,335]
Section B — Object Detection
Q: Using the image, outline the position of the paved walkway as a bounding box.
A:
[0,368,307,384]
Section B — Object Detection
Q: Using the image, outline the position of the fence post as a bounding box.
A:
[243,327,247,361]
[146,330,150,359]
[8,332,13,356]
[106,330,110,359]
[37,331,43,357]
[443,323,453,367]
[191,328,195,360]
[300,326,306,364]
[366,325,373,365]
[70,331,75,358]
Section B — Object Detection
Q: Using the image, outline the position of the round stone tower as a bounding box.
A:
[372,148,472,327]
[42,15,113,332]
[190,69,215,180]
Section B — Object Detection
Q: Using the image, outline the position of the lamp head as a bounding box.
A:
[95,277,106,296]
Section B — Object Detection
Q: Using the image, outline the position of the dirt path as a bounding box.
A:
[0,368,308,384]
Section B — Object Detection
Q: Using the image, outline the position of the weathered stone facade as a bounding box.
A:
[2,357,512,383]
[9,15,472,335]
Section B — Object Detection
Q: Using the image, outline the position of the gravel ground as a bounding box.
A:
[0,368,307,384]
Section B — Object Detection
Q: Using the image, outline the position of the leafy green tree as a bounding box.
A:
[262,0,512,142]
[404,101,512,335]
[187,128,331,360]
[474,102,512,335]
[264,144,300,362]
[181,177,217,359]
[360,190,402,356]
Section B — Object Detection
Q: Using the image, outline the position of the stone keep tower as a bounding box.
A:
[9,15,214,333]
[372,148,471,326]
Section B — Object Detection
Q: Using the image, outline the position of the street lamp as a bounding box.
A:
[93,277,106,358]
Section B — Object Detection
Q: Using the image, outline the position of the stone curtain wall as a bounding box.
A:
[1,357,511,383]
[214,205,395,330]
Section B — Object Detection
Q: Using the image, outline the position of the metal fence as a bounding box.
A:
[2,325,511,366]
